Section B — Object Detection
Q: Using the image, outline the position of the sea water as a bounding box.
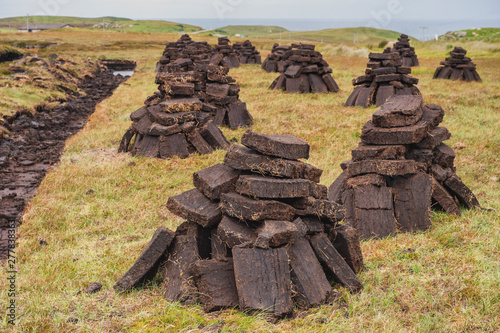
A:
[157,18,500,41]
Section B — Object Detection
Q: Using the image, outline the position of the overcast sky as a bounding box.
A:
[2,0,499,20]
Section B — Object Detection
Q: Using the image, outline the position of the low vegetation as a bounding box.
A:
[264,27,404,44]
[0,16,130,28]
[0,29,499,332]
[440,28,500,41]
[209,25,289,38]
[0,16,202,34]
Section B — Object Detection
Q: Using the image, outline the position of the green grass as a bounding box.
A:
[264,27,407,44]
[0,30,499,332]
[111,20,201,34]
[0,46,22,59]
[0,15,130,28]
[441,28,500,40]
[0,16,202,33]
[209,25,289,37]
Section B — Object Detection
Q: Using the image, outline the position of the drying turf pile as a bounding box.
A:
[155,34,214,73]
[433,47,482,82]
[261,43,292,73]
[268,43,340,93]
[391,34,419,67]
[214,37,240,68]
[154,38,253,129]
[328,95,480,239]
[232,40,262,64]
[118,68,231,159]
[345,47,421,108]
[115,130,364,317]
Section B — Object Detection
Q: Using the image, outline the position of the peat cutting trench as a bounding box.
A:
[0,61,135,260]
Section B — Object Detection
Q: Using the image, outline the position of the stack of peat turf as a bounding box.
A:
[232,40,262,64]
[155,34,214,73]
[115,130,364,317]
[328,95,481,239]
[213,37,240,68]
[156,57,253,129]
[345,48,421,108]
[118,69,230,159]
[433,47,482,82]
[391,34,419,67]
[261,43,292,73]
[269,43,339,93]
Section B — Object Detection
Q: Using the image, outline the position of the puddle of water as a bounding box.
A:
[113,70,134,77]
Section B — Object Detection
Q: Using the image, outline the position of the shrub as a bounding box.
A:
[378,40,389,48]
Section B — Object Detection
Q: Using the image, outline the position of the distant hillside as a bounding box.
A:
[265,27,406,44]
[0,17,411,42]
[0,16,202,33]
[440,28,500,40]
[0,16,130,28]
[210,25,289,37]
[111,20,201,33]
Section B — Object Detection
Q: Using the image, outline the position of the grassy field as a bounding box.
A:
[206,25,289,38]
[0,30,499,332]
[0,16,202,34]
[263,27,406,44]
[440,28,500,40]
[0,16,130,28]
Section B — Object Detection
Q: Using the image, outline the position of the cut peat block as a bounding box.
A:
[193,164,241,200]
[241,130,310,160]
[200,121,231,149]
[288,238,331,308]
[310,233,363,293]
[444,173,481,209]
[224,145,322,182]
[297,216,325,234]
[351,143,407,161]
[217,216,256,248]
[163,234,200,303]
[372,95,423,128]
[254,220,300,248]
[361,120,430,145]
[158,133,190,159]
[233,247,293,316]
[345,159,417,177]
[327,170,349,204]
[431,177,461,216]
[190,259,239,312]
[114,227,175,292]
[332,225,364,274]
[342,175,397,239]
[391,173,433,232]
[415,127,451,149]
[221,192,296,222]
[167,189,222,227]
[227,101,253,129]
[293,197,345,222]
[235,175,314,199]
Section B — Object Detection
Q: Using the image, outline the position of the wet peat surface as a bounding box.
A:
[0,67,131,259]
